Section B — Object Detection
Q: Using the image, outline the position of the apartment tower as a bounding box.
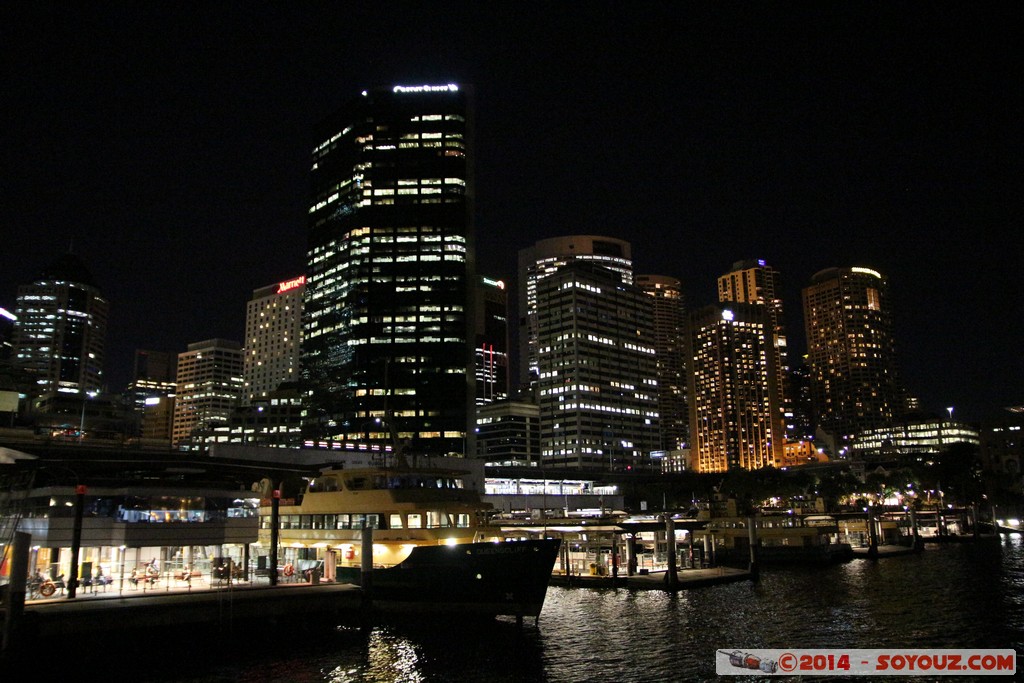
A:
[687,303,783,472]
[718,259,792,439]
[802,266,903,452]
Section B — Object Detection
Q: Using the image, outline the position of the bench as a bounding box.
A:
[173,571,202,583]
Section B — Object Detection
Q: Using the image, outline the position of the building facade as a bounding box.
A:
[687,303,783,473]
[172,339,244,447]
[243,275,304,403]
[11,253,108,396]
[802,267,903,450]
[535,261,659,471]
[475,276,509,406]
[637,274,689,451]
[718,259,792,439]
[303,84,475,456]
[517,236,633,387]
[475,399,541,466]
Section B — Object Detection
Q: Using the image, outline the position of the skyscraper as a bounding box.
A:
[11,253,108,396]
[475,276,509,406]
[244,275,304,402]
[172,338,243,447]
[718,259,792,439]
[802,266,903,451]
[637,274,689,451]
[517,235,632,387]
[535,261,659,471]
[687,303,783,473]
[303,84,475,456]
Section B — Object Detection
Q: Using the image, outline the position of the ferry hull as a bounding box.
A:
[352,538,561,618]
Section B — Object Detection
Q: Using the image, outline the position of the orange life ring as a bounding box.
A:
[344,547,355,560]
[282,563,294,577]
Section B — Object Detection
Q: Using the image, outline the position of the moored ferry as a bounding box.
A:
[257,457,560,618]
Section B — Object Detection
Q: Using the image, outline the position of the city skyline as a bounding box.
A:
[1,4,1019,422]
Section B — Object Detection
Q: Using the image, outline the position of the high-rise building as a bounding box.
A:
[475,276,509,406]
[126,349,177,443]
[637,274,689,451]
[476,399,541,466]
[11,253,108,396]
[517,236,632,387]
[172,338,244,447]
[536,261,659,471]
[687,303,783,473]
[244,275,305,403]
[718,259,792,439]
[802,266,903,451]
[303,84,475,456]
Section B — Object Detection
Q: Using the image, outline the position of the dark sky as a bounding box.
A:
[1,3,1020,422]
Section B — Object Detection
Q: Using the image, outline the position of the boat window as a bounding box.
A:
[312,515,326,530]
[324,514,336,528]
[309,476,339,492]
[367,514,380,529]
[427,511,448,528]
[351,514,366,529]
[345,477,368,490]
[334,514,350,529]
[456,513,470,528]
[389,513,403,529]
[407,513,423,529]
[300,515,313,529]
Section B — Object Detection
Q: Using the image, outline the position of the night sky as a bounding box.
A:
[1,3,1019,422]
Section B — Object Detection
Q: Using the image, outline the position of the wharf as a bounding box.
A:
[4,581,366,657]
[549,566,752,590]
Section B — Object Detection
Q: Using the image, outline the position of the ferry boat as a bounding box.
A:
[694,513,854,565]
[257,457,560,618]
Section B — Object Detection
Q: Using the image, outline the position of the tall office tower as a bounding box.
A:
[637,274,689,452]
[303,83,475,456]
[686,303,783,473]
[475,276,509,405]
[536,261,659,471]
[11,253,108,396]
[244,275,305,402]
[172,338,244,446]
[518,236,633,387]
[718,259,792,439]
[802,266,903,452]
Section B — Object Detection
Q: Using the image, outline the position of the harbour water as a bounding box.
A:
[81,537,1023,681]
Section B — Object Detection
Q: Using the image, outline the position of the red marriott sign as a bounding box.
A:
[277,275,306,294]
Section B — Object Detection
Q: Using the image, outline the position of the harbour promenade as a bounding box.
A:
[3,562,755,664]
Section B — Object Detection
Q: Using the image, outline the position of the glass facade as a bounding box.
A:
[303,85,475,456]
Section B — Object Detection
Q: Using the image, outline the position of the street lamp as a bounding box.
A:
[79,390,98,441]
[946,406,954,421]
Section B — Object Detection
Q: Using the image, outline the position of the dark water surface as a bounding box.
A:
[110,537,1024,682]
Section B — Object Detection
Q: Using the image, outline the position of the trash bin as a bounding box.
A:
[311,569,321,585]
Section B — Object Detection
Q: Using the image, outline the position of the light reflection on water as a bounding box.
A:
[150,537,1022,682]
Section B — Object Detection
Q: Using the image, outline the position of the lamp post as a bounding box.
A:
[79,390,98,441]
